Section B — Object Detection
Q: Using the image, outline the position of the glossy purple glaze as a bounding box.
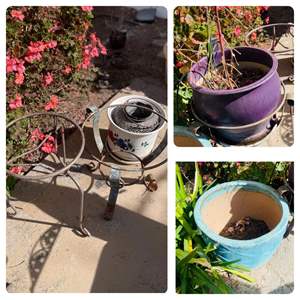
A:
[188,47,281,127]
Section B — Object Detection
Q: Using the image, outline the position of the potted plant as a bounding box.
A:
[187,7,283,144]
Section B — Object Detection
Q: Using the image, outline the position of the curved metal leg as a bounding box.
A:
[67,172,90,237]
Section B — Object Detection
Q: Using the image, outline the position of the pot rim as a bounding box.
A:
[188,46,279,95]
[174,125,212,147]
[194,180,289,248]
[108,95,166,136]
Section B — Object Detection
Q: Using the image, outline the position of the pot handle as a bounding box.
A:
[277,183,294,238]
[86,106,104,155]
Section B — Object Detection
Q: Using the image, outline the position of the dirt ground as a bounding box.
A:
[58,7,167,126]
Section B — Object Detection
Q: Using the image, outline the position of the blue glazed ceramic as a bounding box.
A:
[174,126,212,147]
[194,181,289,269]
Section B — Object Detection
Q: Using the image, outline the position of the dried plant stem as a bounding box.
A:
[214,6,234,89]
[177,49,197,64]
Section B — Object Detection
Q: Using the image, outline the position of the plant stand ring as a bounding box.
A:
[6,112,90,237]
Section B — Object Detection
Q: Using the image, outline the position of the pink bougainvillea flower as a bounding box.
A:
[90,33,97,44]
[43,72,53,86]
[244,10,253,22]
[98,40,107,55]
[45,95,59,111]
[41,142,56,154]
[46,40,57,49]
[251,32,257,41]
[9,94,23,110]
[41,136,56,154]
[28,41,47,53]
[265,16,270,24]
[77,33,107,70]
[175,61,184,68]
[30,128,45,142]
[10,9,25,21]
[16,60,25,74]
[47,136,55,143]
[6,56,25,74]
[10,166,24,174]
[81,6,93,12]
[90,47,99,58]
[80,56,91,69]
[235,7,242,16]
[25,40,56,63]
[24,51,42,63]
[63,65,72,74]
[233,26,241,37]
[6,55,16,73]
[15,72,25,85]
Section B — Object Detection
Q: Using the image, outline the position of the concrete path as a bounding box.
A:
[228,233,294,293]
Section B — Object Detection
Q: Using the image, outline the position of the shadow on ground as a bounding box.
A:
[8,178,167,292]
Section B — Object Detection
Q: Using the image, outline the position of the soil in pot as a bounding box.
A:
[197,61,269,90]
[220,216,270,240]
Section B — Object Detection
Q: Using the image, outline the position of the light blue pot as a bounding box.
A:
[194,181,289,269]
[174,126,212,147]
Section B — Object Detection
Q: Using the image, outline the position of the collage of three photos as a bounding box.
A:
[5,5,294,294]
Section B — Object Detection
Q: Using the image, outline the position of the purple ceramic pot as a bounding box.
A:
[188,47,281,129]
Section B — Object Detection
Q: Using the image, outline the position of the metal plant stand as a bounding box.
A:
[245,23,294,82]
[82,103,167,220]
[245,23,294,54]
[6,112,90,236]
[6,102,167,237]
[182,82,289,147]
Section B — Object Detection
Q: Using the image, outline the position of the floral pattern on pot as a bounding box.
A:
[141,141,150,148]
[108,129,134,152]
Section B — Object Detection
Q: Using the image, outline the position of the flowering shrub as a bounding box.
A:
[174,6,268,74]
[6,6,107,124]
[6,6,107,177]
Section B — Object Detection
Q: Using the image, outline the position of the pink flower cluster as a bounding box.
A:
[233,26,241,37]
[9,94,23,110]
[78,33,107,69]
[6,55,25,85]
[81,6,93,12]
[45,95,59,111]
[41,136,56,153]
[30,128,56,154]
[63,65,72,75]
[10,9,25,21]
[30,128,45,142]
[251,32,257,41]
[25,40,57,63]
[43,72,54,86]
[10,166,24,174]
